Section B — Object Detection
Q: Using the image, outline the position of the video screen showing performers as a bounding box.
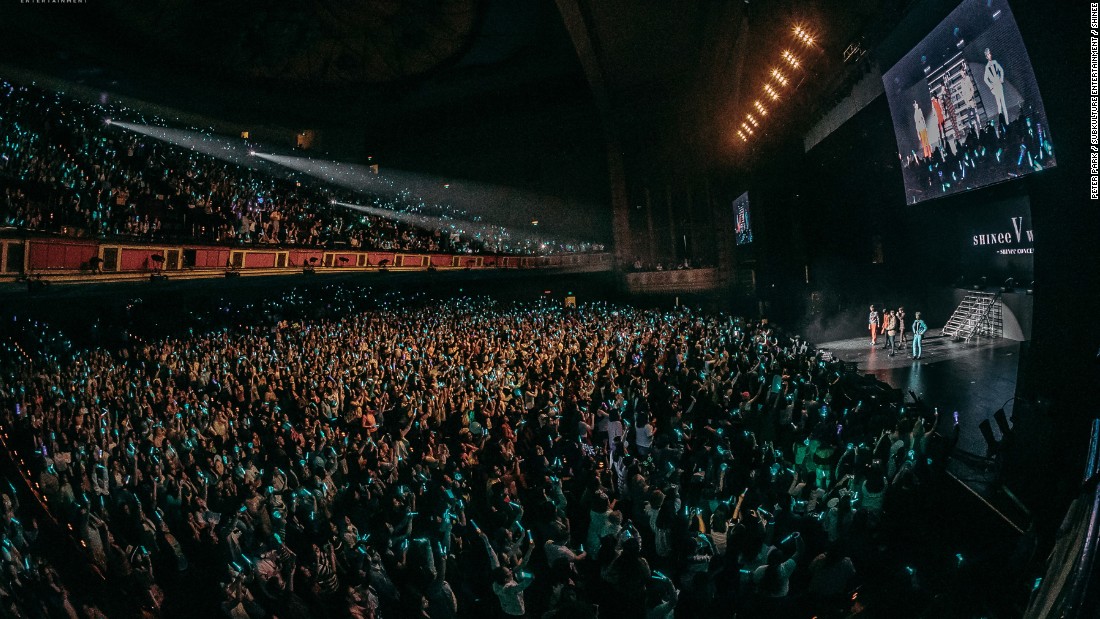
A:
[883,0,1055,205]
[734,192,753,245]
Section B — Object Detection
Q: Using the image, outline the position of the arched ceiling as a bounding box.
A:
[95,0,480,85]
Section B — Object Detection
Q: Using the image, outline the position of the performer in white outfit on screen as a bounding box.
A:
[913,101,931,158]
[983,48,1008,126]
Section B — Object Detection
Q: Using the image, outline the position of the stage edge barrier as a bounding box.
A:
[1024,419,1100,618]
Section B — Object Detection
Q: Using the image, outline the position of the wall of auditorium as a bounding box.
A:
[622,268,726,295]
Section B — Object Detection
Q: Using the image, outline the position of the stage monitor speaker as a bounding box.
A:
[978,419,999,457]
[993,408,1013,439]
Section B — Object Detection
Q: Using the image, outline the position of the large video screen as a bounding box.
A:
[883,0,1055,205]
[733,192,753,245]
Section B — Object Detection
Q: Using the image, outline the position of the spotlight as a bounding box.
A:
[746,114,759,127]
[104,118,112,126]
[740,123,754,135]
[753,101,768,116]
[771,69,789,87]
[782,50,800,68]
[248,150,256,156]
[763,84,780,101]
[793,25,815,46]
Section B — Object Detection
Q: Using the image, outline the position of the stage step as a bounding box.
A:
[942,292,1003,341]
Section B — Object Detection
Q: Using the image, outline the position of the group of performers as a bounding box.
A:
[869,305,928,360]
[913,47,1008,158]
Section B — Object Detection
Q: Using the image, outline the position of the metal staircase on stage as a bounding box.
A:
[941,291,1003,342]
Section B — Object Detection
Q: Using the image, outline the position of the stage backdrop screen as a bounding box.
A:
[733,192,753,245]
[883,0,1055,205]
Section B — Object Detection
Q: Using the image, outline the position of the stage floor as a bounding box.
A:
[817,334,1022,463]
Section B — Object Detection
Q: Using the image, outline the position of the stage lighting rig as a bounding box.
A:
[844,38,867,65]
[793,25,815,46]
[734,21,824,151]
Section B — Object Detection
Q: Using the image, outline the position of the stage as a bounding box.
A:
[818,333,1029,529]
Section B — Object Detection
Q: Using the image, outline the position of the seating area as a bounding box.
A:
[0,80,597,257]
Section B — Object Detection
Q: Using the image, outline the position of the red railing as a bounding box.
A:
[0,235,611,277]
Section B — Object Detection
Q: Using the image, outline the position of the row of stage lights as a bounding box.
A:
[737,24,818,144]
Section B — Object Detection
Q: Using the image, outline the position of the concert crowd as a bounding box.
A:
[0,286,952,618]
[901,109,1054,201]
[0,79,597,256]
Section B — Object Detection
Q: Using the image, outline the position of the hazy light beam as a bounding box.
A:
[334,201,568,250]
[110,121,277,172]
[259,152,604,243]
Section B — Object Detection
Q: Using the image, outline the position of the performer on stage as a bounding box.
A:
[869,305,880,346]
[881,310,899,356]
[913,101,932,158]
[931,97,947,150]
[983,48,1008,128]
[959,65,982,135]
[912,312,928,360]
[897,307,908,350]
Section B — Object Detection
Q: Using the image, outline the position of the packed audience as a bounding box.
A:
[0,480,112,619]
[901,109,1054,198]
[0,79,599,256]
[0,287,951,618]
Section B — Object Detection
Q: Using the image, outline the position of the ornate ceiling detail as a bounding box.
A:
[99,0,480,84]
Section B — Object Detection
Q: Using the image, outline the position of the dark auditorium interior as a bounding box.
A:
[0,1,1095,618]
